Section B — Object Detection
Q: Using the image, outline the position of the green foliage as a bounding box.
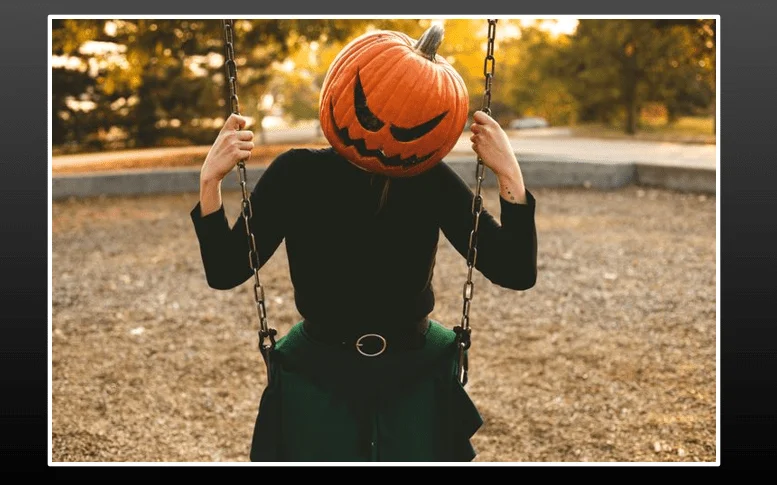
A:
[499,19,715,134]
[560,19,715,133]
[52,19,367,150]
[51,18,716,152]
[273,19,427,123]
[502,26,578,125]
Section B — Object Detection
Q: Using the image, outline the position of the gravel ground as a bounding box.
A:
[52,185,716,463]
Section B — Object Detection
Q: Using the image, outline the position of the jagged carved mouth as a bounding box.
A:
[328,100,436,169]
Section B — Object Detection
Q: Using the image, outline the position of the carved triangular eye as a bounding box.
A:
[354,69,385,132]
[390,111,448,142]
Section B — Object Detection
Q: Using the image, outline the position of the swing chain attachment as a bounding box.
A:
[456,18,497,387]
[221,19,277,378]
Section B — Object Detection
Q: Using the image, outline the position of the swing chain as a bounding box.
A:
[221,19,277,372]
[456,18,497,387]
[482,19,497,116]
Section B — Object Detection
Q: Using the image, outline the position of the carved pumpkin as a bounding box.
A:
[319,25,469,177]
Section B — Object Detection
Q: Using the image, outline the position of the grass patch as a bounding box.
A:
[572,116,715,144]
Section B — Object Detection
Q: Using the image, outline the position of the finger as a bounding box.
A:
[222,113,247,131]
[470,134,478,142]
[237,149,252,160]
[235,130,254,141]
[236,141,254,151]
[472,110,496,126]
[471,143,479,153]
[470,123,482,134]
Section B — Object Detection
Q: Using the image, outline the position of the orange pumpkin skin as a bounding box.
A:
[319,27,469,177]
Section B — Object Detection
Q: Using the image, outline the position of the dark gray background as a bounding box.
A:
[0,0,770,473]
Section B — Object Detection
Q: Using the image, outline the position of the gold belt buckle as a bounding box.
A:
[355,333,387,357]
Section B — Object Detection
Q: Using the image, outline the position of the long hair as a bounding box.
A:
[370,173,392,216]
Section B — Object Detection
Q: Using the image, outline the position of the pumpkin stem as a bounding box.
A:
[414,25,444,61]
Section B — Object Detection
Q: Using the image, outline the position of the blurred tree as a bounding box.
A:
[434,19,495,114]
[560,19,715,134]
[272,19,517,125]
[645,19,715,125]
[52,18,716,150]
[51,19,367,151]
[274,20,450,125]
[502,24,578,126]
[52,19,118,149]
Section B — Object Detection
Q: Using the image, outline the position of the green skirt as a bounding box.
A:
[249,319,483,462]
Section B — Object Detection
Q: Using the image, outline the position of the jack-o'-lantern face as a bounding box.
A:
[319,26,469,177]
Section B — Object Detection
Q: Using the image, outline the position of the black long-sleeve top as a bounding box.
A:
[190,147,537,329]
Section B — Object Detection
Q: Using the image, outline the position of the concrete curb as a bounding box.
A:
[52,154,715,200]
[635,163,716,193]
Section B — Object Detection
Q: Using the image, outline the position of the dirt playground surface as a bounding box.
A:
[52,185,716,462]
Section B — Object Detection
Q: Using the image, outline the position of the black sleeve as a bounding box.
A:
[434,162,538,290]
[189,150,292,290]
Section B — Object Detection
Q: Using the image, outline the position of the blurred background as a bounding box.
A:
[52,18,716,157]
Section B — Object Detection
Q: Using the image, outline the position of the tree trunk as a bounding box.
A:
[622,39,639,135]
[627,101,638,134]
[624,83,638,135]
[667,105,679,125]
[712,104,716,135]
[136,76,159,147]
[623,53,639,135]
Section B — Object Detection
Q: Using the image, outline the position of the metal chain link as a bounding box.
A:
[456,19,497,386]
[221,20,277,378]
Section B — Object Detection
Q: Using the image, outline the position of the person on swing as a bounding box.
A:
[190,25,538,462]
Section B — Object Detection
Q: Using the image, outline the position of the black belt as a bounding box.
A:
[302,316,430,357]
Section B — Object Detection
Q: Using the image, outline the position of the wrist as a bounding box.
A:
[199,176,223,217]
[496,165,527,205]
[200,171,223,187]
[495,164,521,184]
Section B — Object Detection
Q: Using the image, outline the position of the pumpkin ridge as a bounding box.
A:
[451,67,470,133]
[320,37,388,123]
[436,69,467,158]
[320,33,384,99]
[332,45,393,134]
[370,50,418,127]
[384,29,414,46]
[445,67,464,135]
[335,42,404,105]
[334,46,406,140]
[329,37,396,92]
[415,61,454,158]
[358,44,413,94]
[424,66,452,142]
[370,58,427,156]
[391,60,437,145]
[334,41,396,101]
[409,56,449,128]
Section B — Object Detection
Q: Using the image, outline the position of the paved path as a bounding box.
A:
[53,129,716,172]
[451,134,716,170]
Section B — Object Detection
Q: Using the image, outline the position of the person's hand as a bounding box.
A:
[469,111,519,178]
[200,113,255,183]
